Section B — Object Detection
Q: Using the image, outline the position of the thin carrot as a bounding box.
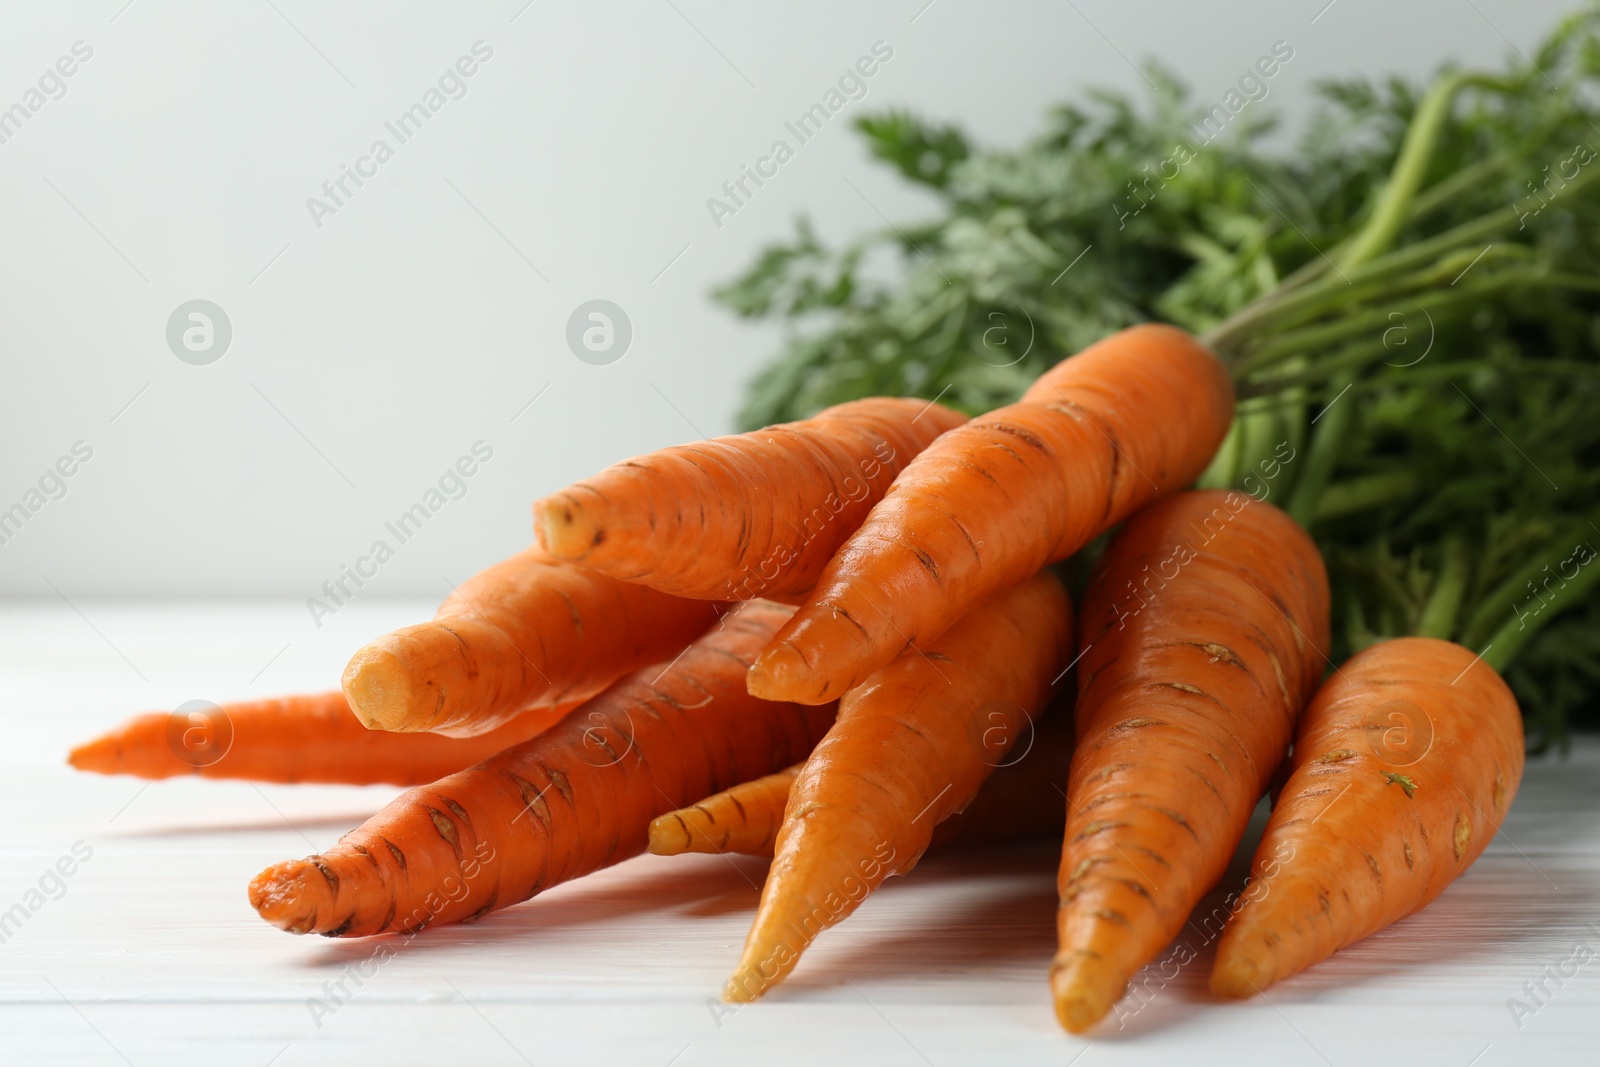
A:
[647,707,1074,857]
[249,601,834,937]
[533,397,967,601]
[724,570,1073,1000]
[1051,489,1329,1033]
[66,692,575,787]
[748,325,1233,705]
[648,764,799,858]
[341,545,721,736]
[1211,637,1524,998]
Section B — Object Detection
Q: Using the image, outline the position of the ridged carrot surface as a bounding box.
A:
[249,601,834,938]
[341,545,720,736]
[1052,489,1329,1033]
[748,325,1233,705]
[648,707,1075,857]
[533,397,966,601]
[725,571,1073,1000]
[1211,637,1523,998]
[67,692,574,786]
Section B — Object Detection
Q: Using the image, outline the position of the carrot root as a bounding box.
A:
[1210,637,1524,997]
[1050,490,1330,1032]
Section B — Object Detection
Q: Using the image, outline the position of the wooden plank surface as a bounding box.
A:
[2,599,1596,1066]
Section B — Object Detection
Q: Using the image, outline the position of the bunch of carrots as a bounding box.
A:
[69,50,1574,1034]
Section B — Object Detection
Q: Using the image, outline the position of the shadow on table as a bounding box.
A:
[739,839,1062,997]
[298,848,775,968]
[1092,859,1600,1040]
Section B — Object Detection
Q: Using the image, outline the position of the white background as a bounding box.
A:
[0,0,1579,600]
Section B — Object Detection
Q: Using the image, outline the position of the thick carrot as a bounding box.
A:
[341,545,721,736]
[647,707,1074,857]
[66,692,575,787]
[1051,489,1329,1033]
[748,325,1233,705]
[249,601,834,937]
[724,571,1073,1000]
[533,397,967,601]
[1211,637,1523,998]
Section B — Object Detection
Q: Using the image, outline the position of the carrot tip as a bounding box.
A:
[531,497,590,562]
[721,969,767,1003]
[646,814,689,856]
[745,644,810,703]
[1209,955,1268,999]
[1049,961,1116,1034]
[341,648,417,732]
[249,860,335,935]
[66,736,117,774]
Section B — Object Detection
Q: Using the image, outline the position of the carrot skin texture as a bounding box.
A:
[66,692,572,786]
[726,571,1074,1000]
[648,764,800,857]
[1052,489,1329,1033]
[533,398,967,601]
[648,708,1074,858]
[1211,637,1524,998]
[341,545,721,736]
[749,325,1233,705]
[250,601,834,938]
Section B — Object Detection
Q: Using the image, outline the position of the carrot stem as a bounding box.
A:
[1416,536,1468,641]
[1339,72,1519,271]
[1310,469,1419,523]
[1285,370,1356,527]
[1460,519,1597,650]
[1482,543,1600,672]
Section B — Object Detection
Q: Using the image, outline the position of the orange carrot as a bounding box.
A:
[648,707,1074,857]
[249,601,834,937]
[67,692,575,787]
[648,764,799,858]
[1211,637,1524,998]
[748,325,1233,705]
[341,545,721,736]
[724,570,1073,1000]
[533,398,967,601]
[1051,489,1329,1032]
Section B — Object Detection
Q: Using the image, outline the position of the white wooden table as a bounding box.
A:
[2,599,1596,1066]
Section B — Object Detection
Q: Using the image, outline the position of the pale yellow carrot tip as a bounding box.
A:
[248,860,334,936]
[340,646,414,732]
[530,496,591,561]
[646,812,693,856]
[1049,960,1117,1034]
[744,643,808,701]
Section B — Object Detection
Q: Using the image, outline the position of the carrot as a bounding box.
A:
[533,397,967,601]
[748,324,1233,705]
[648,764,799,858]
[724,570,1073,1001]
[249,601,834,937]
[66,692,576,787]
[341,545,721,736]
[1051,489,1329,1033]
[1211,637,1524,998]
[647,707,1074,857]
